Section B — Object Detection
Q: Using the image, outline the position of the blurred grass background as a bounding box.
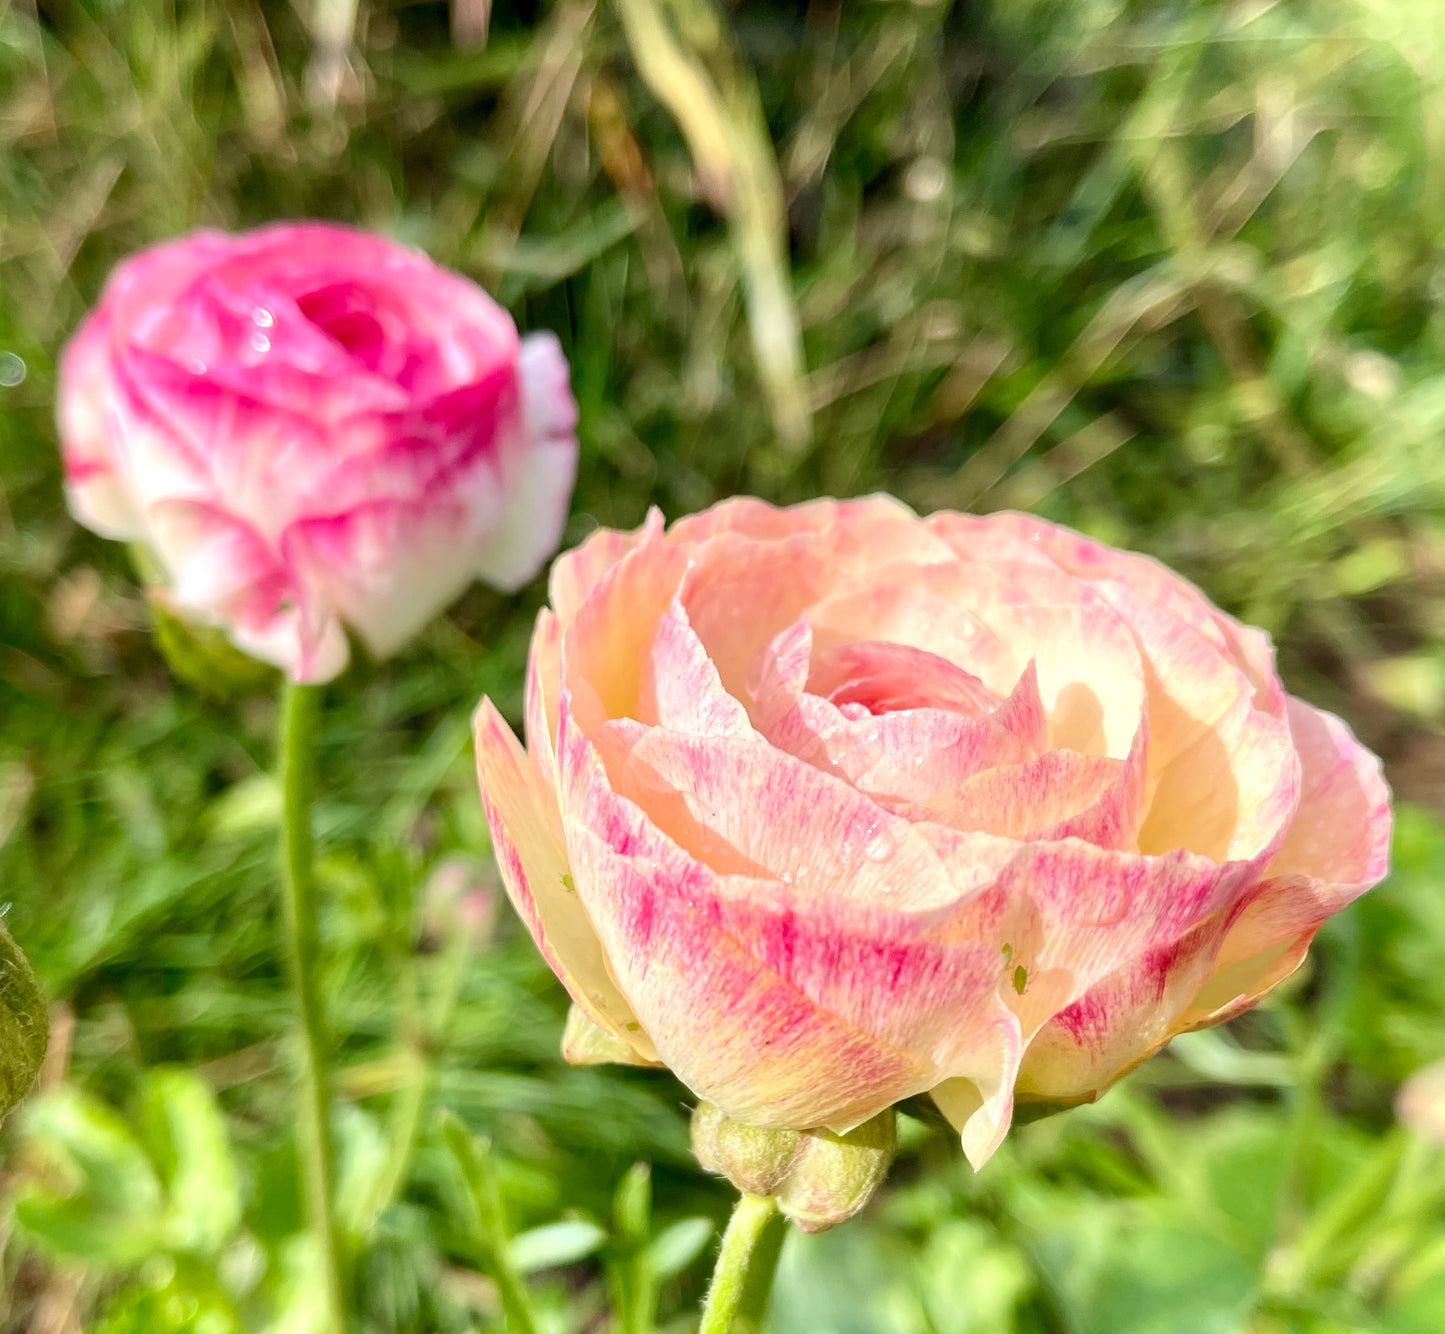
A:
[4,0,1445,1329]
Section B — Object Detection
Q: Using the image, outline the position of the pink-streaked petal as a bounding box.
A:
[808,639,1002,716]
[284,484,505,661]
[560,538,694,735]
[473,698,655,1058]
[57,311,147,541]
[556,723,1022,1132]
[922,824,1260,1050]
[472,332,579,592]
[1181,698,1391,1023]
[808,559,1145,760]
[557,690,961,909]
[943,510,1288,718]
[567,821,930,1129]
[525,609,563,783]
[146,499,345,685]
[230,610,350,685]
[622,728,961,908]
[759,663,1047,806]
[907,725,1145,852]
[549,507,666,626]
[666,493,917,548]
[1016,909,1233,1101]
[641,598,755,738]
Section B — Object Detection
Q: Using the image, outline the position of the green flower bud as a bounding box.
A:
[691,1103,897,1233]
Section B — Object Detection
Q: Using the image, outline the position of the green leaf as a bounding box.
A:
[613,1161,651,1246]
[0,914,46,1118]
[645,1217,714,1280]
[509,1219,609,1274]
[143,1068,242,1255]
[14,1087,163,1265]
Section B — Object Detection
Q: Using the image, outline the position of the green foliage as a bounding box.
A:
[0,917,46,1121]
[3,0,1445,1330]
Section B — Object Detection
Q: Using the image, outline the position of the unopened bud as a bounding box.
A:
[691,1103,896,1233]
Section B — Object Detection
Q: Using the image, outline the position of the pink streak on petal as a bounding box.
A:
[549,507,666,626]
[808,639,1003,717]
[642,597,756,738]
[1182,697,1391,1023]
[472,331,579,592]
[525,609,563,784]
[473,697,655,1057]
[1017,909,1232,1100]
[907,719,1146,852]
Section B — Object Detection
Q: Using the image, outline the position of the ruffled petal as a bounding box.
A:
[549,507,665,625]
[57,311,146,540]
[473,698,655,1057]
[1183,697,1391,1023]
[557,706,1019,1131]
[471,332,579,592]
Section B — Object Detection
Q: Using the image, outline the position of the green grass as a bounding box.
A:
[4,0,1445,1329]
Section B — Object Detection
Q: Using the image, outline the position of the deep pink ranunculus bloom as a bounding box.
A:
[58,222,579,682]
[474,497,1392,1167]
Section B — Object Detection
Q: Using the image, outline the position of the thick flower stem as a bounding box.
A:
[277,680,347,1333]
[698,1193,788,1334]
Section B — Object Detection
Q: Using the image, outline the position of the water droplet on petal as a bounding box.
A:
[863,829,896,862]
[253,307,274,328]
[251,332,271,353]
[189,359,207,374]
[0,352,25,387]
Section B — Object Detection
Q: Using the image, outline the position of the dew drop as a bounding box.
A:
[253,307,274,328]
[251,332,271,353]
[188,359,207,374]
[0,352,25,387]
[863,829,896,863]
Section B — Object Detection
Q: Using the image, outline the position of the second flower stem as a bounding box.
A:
[277,679,347,1333]
[698,1193,788,1334]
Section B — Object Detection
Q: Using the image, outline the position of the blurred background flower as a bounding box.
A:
[4,1,1445,1331]
[58,223,578,683]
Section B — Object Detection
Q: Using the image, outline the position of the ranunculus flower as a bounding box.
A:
[58,222,578,682]
[474,497,1391,1166]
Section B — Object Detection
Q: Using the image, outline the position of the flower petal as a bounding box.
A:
[473,698,655,1058]
[558,711,1020,1131]
[525,609,563,782]
[1015,909,1234,1102]
[548,507,665,625]
[472,332,580,592]
[1182,697,1391,1023]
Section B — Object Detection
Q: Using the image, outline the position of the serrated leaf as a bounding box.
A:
[0,916,46,1118]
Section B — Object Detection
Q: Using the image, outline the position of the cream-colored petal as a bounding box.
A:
[473,697,655,1059]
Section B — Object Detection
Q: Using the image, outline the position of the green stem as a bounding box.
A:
[277,679,347,1333]
[699,1194,787,1334]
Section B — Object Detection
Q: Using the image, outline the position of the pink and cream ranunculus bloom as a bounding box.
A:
[474,497,1391,1166]
[58,222,579,682]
